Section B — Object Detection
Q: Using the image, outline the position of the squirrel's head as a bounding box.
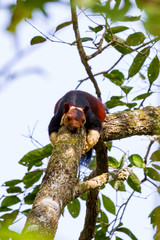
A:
[61,103,89,132]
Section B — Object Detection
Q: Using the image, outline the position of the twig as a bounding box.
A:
[144,139,155,165]
[110,191,134,238]
[74,167,133,197]
[76,54,124,88]
[87,40,113,60]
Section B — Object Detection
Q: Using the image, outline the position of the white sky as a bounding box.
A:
[0,1,159,240]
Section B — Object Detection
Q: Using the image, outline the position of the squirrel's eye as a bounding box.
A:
[67,116,71,121]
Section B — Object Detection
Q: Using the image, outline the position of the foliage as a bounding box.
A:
[0,0,160,240]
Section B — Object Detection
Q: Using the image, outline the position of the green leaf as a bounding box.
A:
[23,170,43,188]
[105,33,132,54]
[1,196,20,207]
[144,167,160,181]
[100,210,109,225]
[55,21,72,32]
[99,210,109,232]
[93,0,131,22]
[7,186,22,194]
[67,199,80,218]
[121,86,133,95]
[126,32,145,46]
[110,26,129,34]
[152,164,160,170]
[1,210,18,227]
[108,156,119,168]
[30,36,46,45]
[147,55,160,84]
[116,227,138,240]
[149,206,160,229]
[7,0,56,32]
[128,46,150,78]
[107,141,112,151]
[24,185,40,204]
[127,173,141,192]
[89,25,103,33]
[19,144,53,169]
[128,154,145,168]
[80,192,87,201]
[80,37,93,42]
[21,209,31,216]
[72,37,93,45]
[4,179,22,186]
[132,92,152,101]
[95,229,106,240]
[0,207,12,212]
[102,195,116,215]
[151,149,160,162]
[105,96,126,109]
[139,72,146,80]
[121,15,141,22]
[24,193,36,205]
[135,0,144,10]
[0,228,21,240]
[119,153,126,168]
[104,70,124,86]
[126,102,137,109]
[110,181,126,191]
[143,1,160,37]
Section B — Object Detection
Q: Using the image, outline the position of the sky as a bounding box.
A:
[0,1,159,240]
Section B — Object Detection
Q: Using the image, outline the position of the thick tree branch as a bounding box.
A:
[102,106,160,141]
[22,126,86,240]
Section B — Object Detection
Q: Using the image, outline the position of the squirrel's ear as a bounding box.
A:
[63,103,70,113]
[83,105,89,115]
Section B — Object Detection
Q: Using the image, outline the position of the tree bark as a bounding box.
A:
[102,106,160,141]
[22,126,85,240]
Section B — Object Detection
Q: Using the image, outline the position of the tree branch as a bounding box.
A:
[74,167,133,198]
[102,106,160,141]
[70,0,102,100]
[22,126,86,240]
[79,140,108,240]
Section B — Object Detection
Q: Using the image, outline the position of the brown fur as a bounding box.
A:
[62,106,88,132]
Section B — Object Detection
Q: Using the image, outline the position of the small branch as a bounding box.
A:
[74,167,133,198]
[87,40,113,60]
[109,191,134,238]
[102,54,124,75]
[78,168,133,239]
[76,54,124,88]
[144,139,155,165]
[87,24,112,61]
[70,0,102,100]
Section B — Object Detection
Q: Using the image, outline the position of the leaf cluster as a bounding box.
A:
[0,144,52,232]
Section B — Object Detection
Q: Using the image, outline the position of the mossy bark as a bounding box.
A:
[102,106,160,141]
[22,126,85,240]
